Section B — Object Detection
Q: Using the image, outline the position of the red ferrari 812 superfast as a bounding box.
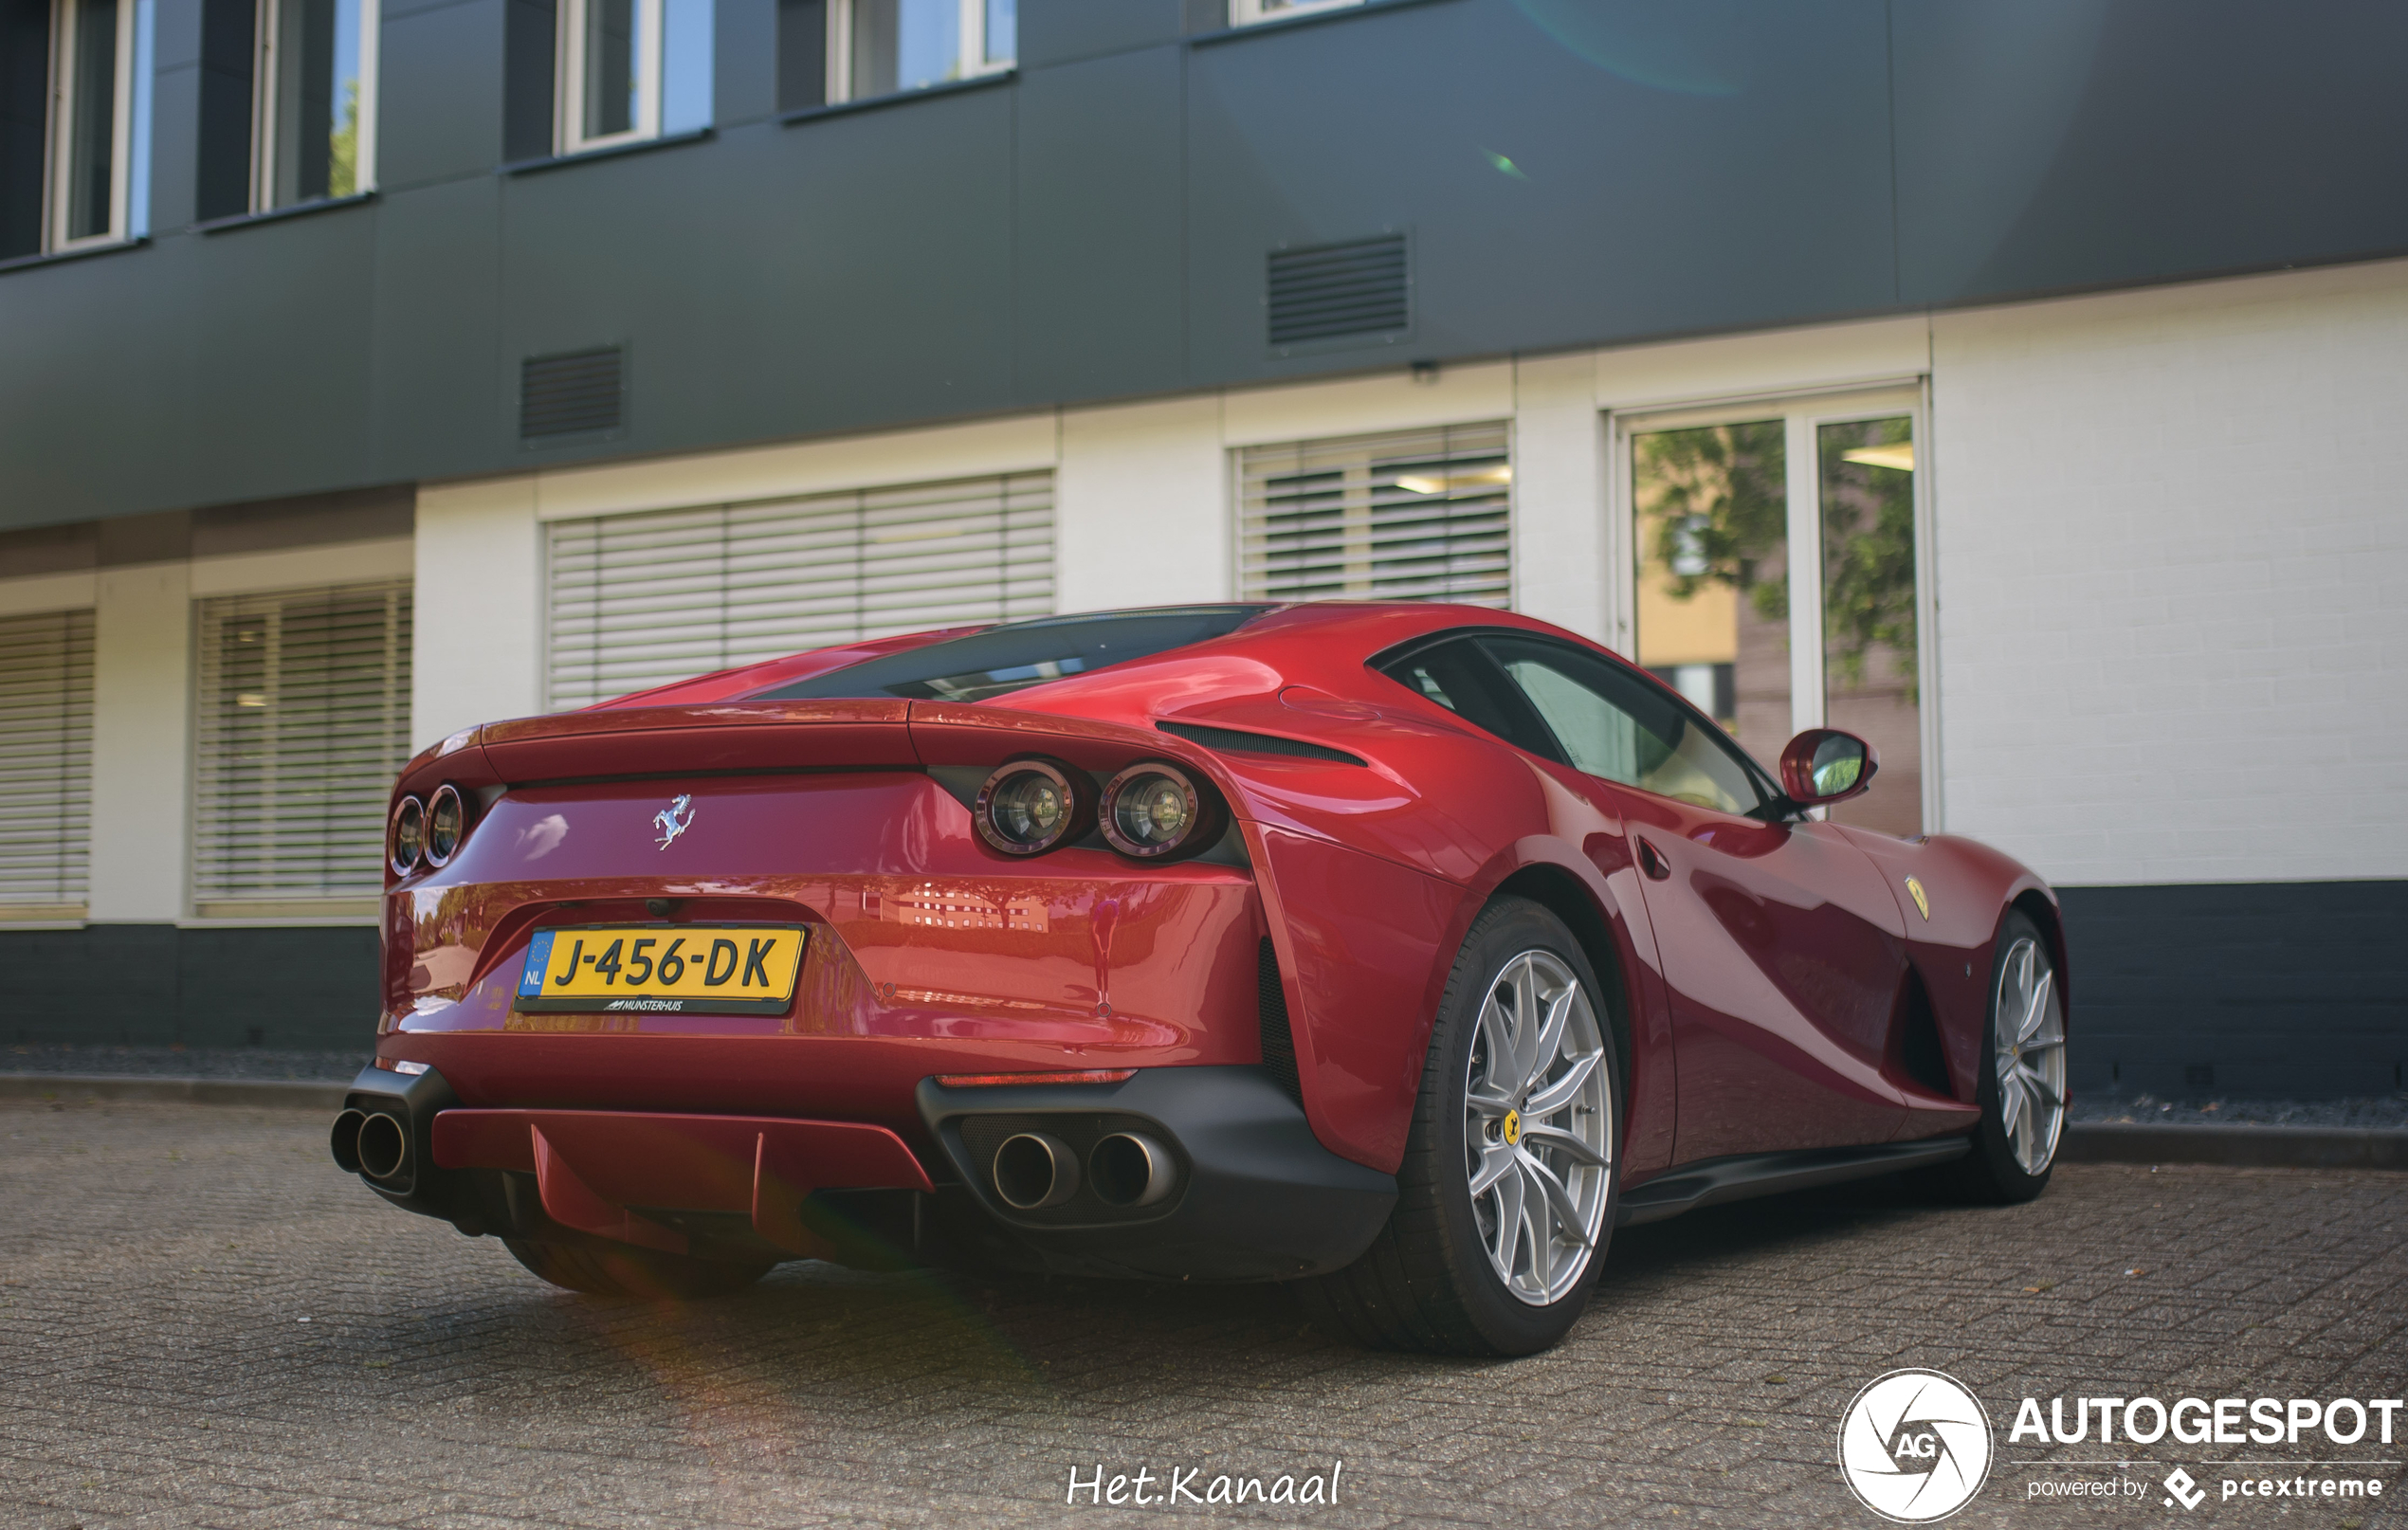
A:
[337,603,2067,1355]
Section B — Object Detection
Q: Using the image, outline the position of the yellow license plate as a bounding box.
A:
[515,925,808,1015]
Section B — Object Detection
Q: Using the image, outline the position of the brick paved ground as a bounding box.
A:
[2,1099,2402,1530]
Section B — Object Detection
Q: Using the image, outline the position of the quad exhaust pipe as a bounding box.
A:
[1088,1133,1175,1209]
[993,1132,1079,1210]
[332,1107,411,1185]
[989,1129,1175,1211]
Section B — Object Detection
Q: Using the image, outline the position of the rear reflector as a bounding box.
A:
[935,1069,1136,1088]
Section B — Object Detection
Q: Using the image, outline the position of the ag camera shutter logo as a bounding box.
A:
[1837,1369,1994,1522]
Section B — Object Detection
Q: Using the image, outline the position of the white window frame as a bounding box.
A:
[825,0,1012,106]
[1607,381,1941,831]
[1230,0,1361,26]
[557,0,662,155]
[247,0,379,210]
[44,0,136,252]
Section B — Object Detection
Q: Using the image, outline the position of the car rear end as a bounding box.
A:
[335,696,1394,1282]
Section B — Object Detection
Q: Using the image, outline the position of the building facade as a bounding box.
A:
[2,0,2403,1095]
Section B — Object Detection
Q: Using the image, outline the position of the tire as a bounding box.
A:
[1939,909,2066,1204]
[502,1236,776,1300]
[1303,898,1622,1357]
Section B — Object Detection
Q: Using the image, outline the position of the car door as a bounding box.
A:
[1469,634,1912,1162]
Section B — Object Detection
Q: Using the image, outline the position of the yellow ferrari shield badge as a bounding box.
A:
[1502,1109,1522,1146]
[1904,876,1930,921]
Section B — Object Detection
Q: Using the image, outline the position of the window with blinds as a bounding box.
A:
[192,581,412,917]
[546,470,1055,710]
[0,610,96,920]
[1238,422,1511,607]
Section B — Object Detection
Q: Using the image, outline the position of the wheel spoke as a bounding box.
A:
[1505,968,1542,1093]
[1490,1157,1525,1275]
[1521,1188,1550,1292]
[2016,968,2055,1045]
[1999,1072,2025,1138]
[1467,1084,1516,1116]
[2017,1034,2065,1053]
[1520,1122,1607,1167]
[1477,991,1516,1095]
[1519,1150,1594,1249]
[1469,1140,1517,1195]
[2016,1064,2061,1107]
[1521,1051,1598,1120]
[1521,983,1577,1098]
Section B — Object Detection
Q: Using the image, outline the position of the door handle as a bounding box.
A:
[1635,837,1671,881]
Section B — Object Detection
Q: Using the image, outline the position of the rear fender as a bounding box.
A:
[1833,828,2063,1107]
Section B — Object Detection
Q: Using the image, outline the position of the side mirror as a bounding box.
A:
[1779,728,1878,808]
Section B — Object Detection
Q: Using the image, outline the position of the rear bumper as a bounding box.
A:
[336,1063,1395,1282]
[916,1066,1396,1281]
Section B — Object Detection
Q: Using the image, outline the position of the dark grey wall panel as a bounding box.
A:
[1183,0,1897,383]
[377,0,506,189]
[1020,0,1183,69]
[715,0,775,125]
[153,213,379,503]
[369,177,508,479]
[2058,881,2408,1101]
[1894,0,2408,305]
[6,0,2408,531]
[496,98,1017,467]
[0,925,379,1048]
[1014,46,1186,403]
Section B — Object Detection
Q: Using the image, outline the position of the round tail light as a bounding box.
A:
[1100,763,1218,861]
[425,785,467,866]
[390,795,425,875]
[975,760,1087,855]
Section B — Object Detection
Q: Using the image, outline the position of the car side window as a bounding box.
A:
[1477,635,1764,815]
[1377,638,1560,757]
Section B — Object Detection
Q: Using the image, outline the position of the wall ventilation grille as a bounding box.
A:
[520,347,625,440]
[1267,235,1409,349]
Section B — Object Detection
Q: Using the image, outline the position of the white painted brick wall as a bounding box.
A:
[1932,259,2408,885]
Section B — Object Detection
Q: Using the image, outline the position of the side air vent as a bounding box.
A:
[1156,719,1366,766]
[1257,937,1303,1105]
[1267,234,1409,351]
[520,346,624,441]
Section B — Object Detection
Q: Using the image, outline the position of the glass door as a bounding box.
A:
[1624,391,1929,836]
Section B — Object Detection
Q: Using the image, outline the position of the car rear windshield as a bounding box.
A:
[750,606,1275,702]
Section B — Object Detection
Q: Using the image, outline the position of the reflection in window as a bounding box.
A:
[556,0,708,152]
[801,0,1012,108]
[1632,421,1789,769]
[17,0,149,254]
[1484,636,1760,817]
[1818,417,1921,836]
[254,0,377,208]
[582,0,639,138]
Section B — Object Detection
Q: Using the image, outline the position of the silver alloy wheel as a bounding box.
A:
[1994,935,2067,1175]
[1463,950,1613,1306]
